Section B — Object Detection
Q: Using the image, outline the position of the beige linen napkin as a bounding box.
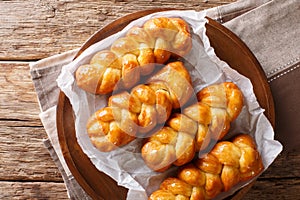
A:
[30,0,300,199]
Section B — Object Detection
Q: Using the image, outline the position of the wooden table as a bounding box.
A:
[0,1,299,199]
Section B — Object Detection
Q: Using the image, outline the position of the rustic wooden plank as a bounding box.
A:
[0,61,60,181]
[260,150,300,179]
[0,0,234,60]
[0,62,41,124]
[0,181,68,200]
[244,178,300,199]
[0,179,299,200]
[0,121,63,182]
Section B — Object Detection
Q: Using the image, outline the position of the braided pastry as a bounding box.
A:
[141,82,244,172]
[149,134,264,200]
[87,61,194,152]
[75,17,192,94]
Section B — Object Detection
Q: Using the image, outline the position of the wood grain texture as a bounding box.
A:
[244,179,300,199]
[0,121,63,182]
[0,0,234,60]
[0,61,63,192]
[0,179,298,200]
[261,152,300,179]
[0,62,41,123]
[0,181,68,200]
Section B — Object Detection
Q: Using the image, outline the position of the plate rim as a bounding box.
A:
[56,9,275,200]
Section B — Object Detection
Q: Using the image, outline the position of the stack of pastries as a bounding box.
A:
[149,134,264,200]
[75,17,192,94]
[75,16,264,199]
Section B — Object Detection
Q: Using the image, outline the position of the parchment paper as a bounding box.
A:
[57,10,282,200]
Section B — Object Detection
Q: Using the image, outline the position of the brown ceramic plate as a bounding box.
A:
[57,9,275,200]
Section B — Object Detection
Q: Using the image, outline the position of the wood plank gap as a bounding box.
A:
[0,179,64,184]
[257,177,300,181]
[0,61,34,64]
[0,118,33,122]
[0,119,42,127]
[0,180,69,199]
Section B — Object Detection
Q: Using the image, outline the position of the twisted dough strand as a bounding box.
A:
[75,17,192,94]
[87,61,194,152]
[141,82,244,172]
[149,134,264,200]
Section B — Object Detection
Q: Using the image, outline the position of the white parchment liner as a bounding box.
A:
[57,10,282,200]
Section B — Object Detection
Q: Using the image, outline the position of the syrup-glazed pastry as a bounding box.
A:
[149,134,264,200]
[87,61,194,152]
[75,17,192,94]
[141,82,244,171]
